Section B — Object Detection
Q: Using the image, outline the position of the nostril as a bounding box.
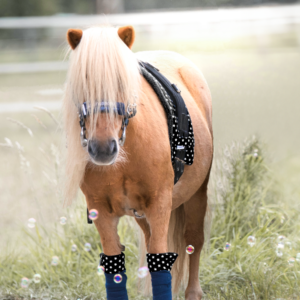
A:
[88,140,98,157]
[110,139,117,155]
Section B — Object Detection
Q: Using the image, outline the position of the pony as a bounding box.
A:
[63,25,213,300]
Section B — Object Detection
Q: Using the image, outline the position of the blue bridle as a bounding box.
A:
[81,101,126,116]
[78,101,137,147]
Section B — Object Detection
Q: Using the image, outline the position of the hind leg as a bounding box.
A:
[183,179,208,300]
[135,218,151,251]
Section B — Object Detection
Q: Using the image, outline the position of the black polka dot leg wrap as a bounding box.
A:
[99,252,126,274]
[146,252,178,272]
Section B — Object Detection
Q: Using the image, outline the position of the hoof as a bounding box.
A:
[185,288,203,300]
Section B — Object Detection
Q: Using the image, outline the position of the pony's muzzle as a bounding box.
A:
[88,138,118,165]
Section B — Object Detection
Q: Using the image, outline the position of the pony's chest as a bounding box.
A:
[81,172,150,217]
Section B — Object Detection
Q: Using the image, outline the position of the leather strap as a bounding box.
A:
[140,62,189,138]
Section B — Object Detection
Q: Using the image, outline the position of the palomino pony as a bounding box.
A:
[63,25,213,300]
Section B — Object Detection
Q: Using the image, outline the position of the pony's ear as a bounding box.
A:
[117,25,135,49]
[67,29,83,50]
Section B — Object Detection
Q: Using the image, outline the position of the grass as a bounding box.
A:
[0,207,144,300]
[201,138,300,299]
[1,128,300,299]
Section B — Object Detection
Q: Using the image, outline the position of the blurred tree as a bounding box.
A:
[95,0,124,14]
[0,0,58,17]
[124,0,298,11]
[59,0,94,14]
[0,0,94,17]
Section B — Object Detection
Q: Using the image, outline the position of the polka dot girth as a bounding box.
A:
[146,252,178,272]
[170,105,195,165]
[99,252,125,274]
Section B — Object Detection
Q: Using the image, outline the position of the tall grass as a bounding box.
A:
[0,201,146,300]
[201,137,300,299]
[0,117,300,299]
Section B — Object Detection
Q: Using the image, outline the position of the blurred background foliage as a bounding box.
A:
[0,0,298,17]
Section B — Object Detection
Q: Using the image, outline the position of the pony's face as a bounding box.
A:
[85,115,123,166]
[66,25,139,167]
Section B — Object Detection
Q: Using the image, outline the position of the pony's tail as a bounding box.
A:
[170,196,212,295]
[168,204,189,295]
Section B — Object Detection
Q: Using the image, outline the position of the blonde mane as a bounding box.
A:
[62,25,141,206]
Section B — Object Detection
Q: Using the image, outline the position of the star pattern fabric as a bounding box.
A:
[146,252,178,272]
[99,252,126,274]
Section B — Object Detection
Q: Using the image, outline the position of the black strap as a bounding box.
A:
[140,62,189,138]
[87,208,93,224]
[140,67,173,150]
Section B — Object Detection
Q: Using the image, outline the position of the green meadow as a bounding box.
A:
[0,34,300,299]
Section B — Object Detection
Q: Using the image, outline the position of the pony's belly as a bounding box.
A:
[171,138,213,210]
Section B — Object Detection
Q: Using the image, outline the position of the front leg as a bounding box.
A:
[145,189,177,300]
[87,199,128,300]
[92,208,122,255]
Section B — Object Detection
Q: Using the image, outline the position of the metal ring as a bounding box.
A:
[80,127,88,147]
[127,103,137,118]
[119,125,127,146]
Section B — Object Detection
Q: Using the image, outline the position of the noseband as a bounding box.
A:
[78,101,137,147]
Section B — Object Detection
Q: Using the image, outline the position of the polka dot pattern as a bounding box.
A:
[146,252,178,272]
[99,252,125,274]
[170,104,195,164]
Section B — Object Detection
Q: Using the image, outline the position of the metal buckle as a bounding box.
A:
[174,157,185,184]
[127,103,137,118]
[78,110,88,148]
[119,126,127,146]
[171,83,181,93]
[81,103,87,117]
[80,127,88,147]
[119,118,129,146]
